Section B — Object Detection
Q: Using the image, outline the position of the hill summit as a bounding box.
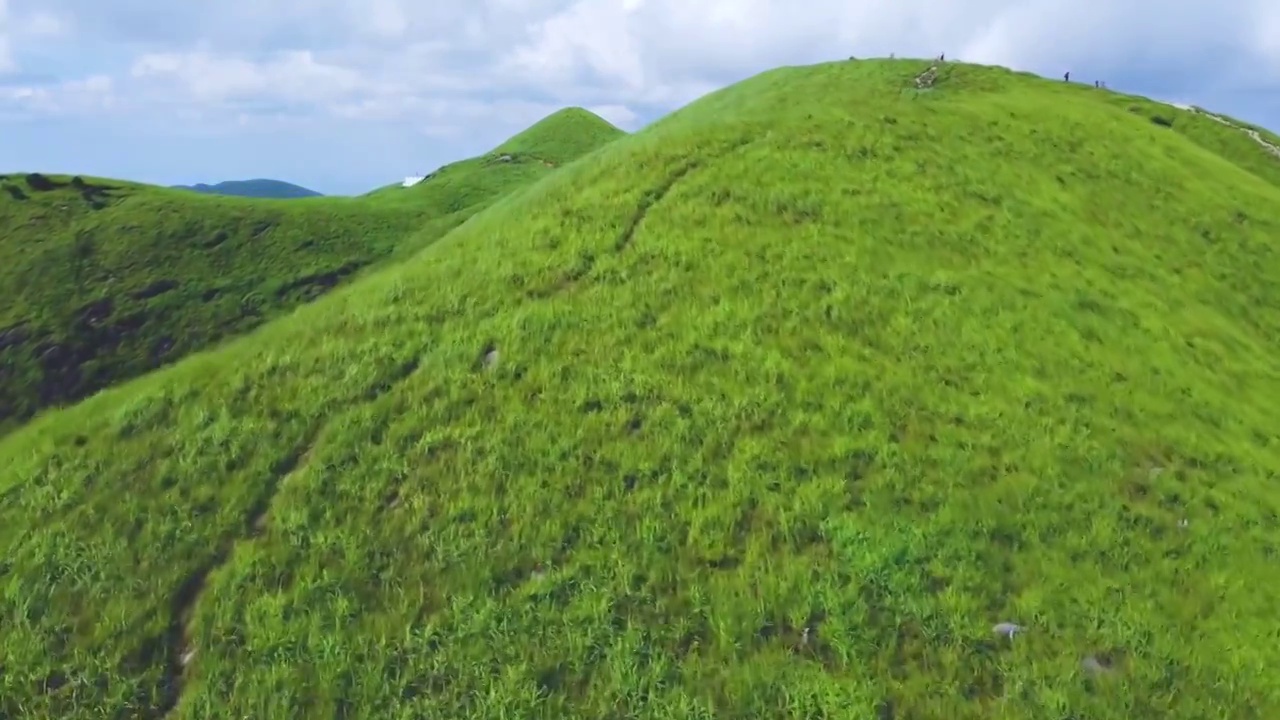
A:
[1,59,1278,719]
[492,106,628,164]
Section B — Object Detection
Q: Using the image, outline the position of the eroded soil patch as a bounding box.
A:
[155,435,319,717]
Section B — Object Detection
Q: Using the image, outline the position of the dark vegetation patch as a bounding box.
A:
[24,172,61,192]
[130,279,179,300]
[0,184,435,433]
[273,261,365,302]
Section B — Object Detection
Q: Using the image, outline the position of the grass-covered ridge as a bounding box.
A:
[2,58,1279,719]
[0,108,622,434]
[363,107,626,202]
[173,179,323,199]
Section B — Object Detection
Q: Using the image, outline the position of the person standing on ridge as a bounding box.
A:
[1064,71,1070,81]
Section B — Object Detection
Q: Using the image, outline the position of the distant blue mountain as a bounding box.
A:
[173,179,322,199]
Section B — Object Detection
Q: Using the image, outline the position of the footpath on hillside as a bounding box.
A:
[1165,102,1280,159]
[917,55,1280,162]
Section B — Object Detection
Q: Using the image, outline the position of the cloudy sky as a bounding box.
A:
[2,0,1278,195]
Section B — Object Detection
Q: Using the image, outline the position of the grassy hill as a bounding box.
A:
[364,107,626,203]
[492,107,633,164]
[2,59,1279,719]
[0,109,622,434]
[174,179,324,199]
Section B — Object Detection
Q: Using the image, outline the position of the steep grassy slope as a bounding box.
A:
[2,59,1279,720]
[0,109,620,434]
[174,179,323,199]
[1102,95,1280,189]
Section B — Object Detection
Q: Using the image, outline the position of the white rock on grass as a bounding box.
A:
[992,622,1023,639]
[1081,655,1114,675]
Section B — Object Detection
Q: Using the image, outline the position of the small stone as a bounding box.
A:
[1081,654,1114,675]
[482,349,499,367]
[992,622,1022,639]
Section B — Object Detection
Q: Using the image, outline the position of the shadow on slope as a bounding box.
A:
[0,108,619,435]
[1,60,1278,720]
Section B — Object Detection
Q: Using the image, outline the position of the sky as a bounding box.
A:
[2,0,1279,196]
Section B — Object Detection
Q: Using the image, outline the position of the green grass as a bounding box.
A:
[1096,95,1280,190]
[493,107,632,163]
[0,109,623,434]
[363,107,626,201]
[2,58,1279,719]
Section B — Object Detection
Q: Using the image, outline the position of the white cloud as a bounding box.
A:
[0,0,14,73]
[497,0,1274,99]
[10,0,1280,129]
[130,50,365,108]
[362,0,409,39]
[0,1,73,75]
[501,0,648,92]
[1251,0,1280,71]
[4,0,1280,194]
[1,74,114,115]
[17,10,69,38]
[587,103,639,129]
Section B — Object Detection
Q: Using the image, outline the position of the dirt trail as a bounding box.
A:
[1169,102,1280,159]
[156,438,319,718]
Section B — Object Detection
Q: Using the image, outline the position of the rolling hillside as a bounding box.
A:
[0,108,623,434]
[174,179,324,199]
[365,107,626,203]
[2,59,1278,719]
